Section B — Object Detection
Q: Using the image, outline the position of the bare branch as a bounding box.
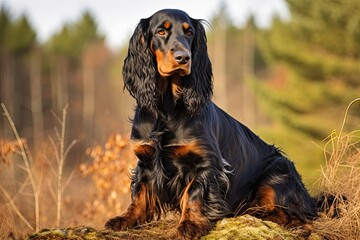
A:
[0,184,34,231]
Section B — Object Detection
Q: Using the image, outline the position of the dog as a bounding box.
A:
[105,9,321,239]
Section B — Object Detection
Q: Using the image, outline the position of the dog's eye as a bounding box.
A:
[157,29,166,35]
[185,29,193,37]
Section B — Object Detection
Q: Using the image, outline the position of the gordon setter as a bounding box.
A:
[105,9,321,239]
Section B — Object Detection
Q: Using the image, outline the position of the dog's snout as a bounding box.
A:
[174,51,191,64]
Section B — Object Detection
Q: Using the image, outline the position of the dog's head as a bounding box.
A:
[123,9,213,114]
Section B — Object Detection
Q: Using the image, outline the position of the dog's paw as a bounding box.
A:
[105,216,136,231]
[177,220,211,240]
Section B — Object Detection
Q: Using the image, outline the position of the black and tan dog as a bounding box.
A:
[105,9,328,239]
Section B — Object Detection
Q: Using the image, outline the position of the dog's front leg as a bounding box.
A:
[105,182,157,230]
[177,180,212,240]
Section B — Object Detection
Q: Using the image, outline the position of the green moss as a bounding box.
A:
[201,215,296,240]
[27,226,124,240]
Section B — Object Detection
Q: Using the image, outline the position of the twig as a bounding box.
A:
[64,140,77,162]
[48,135,60,170]
[0,184,34,231]
[50,109,62,125]
[57,105,67,228]
[339,98,360,141]
[62,169,76,192]
[1,103,39,231]
[52,104,76,228]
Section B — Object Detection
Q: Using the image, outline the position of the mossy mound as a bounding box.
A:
[26,218,179,240]
[204,215,315,240]
[27,226,124,240]
[27,215,322,240]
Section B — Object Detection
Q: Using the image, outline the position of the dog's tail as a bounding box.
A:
[314,193,348,218]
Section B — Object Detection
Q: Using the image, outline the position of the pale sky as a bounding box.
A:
[0,0,289,49]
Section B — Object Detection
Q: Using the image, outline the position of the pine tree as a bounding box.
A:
[258,0,359,135]
[254,0,360,176]
[46,10,104,66]
[0,6,37,139]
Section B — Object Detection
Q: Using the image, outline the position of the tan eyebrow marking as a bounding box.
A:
[163,21,171,29]
[183,22,190,30]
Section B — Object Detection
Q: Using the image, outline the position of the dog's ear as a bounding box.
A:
[182,19,213,115]
[123,17,158,113]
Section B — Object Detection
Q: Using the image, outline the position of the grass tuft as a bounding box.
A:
[313,98,360,239]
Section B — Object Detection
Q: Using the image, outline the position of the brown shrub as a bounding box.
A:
[80,134,137,226]
[0,139,25,165]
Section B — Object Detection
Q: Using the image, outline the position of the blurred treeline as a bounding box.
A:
[1,0,359,178]
[0,6,133,157]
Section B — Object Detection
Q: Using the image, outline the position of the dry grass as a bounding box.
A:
[313,99,360,239]
[0,104,78,238]
[313,134,360,239]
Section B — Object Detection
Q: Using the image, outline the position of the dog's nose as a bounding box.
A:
[174,51,190,64]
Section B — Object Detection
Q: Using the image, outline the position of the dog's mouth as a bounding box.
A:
[158,65,191,77]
